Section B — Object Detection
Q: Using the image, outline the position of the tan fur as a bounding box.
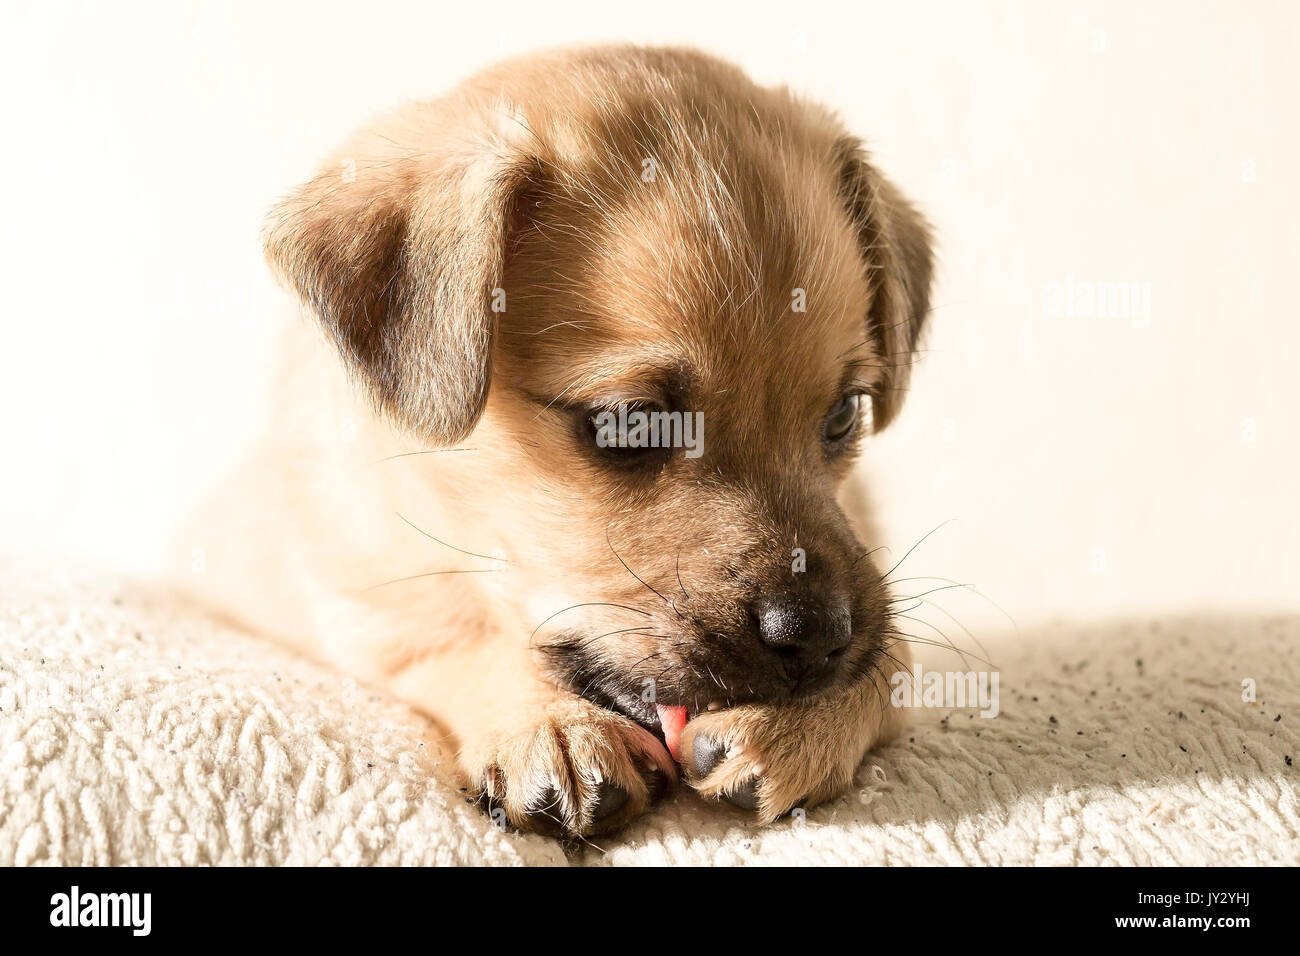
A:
[178,45,932,837]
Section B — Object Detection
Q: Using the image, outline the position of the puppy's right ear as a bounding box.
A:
[834,139,934,432]
[263,108,536,444]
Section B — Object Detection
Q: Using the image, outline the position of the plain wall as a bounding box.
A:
[1,0,1296,630]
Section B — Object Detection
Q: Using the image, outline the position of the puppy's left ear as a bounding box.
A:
[834,140,934,431]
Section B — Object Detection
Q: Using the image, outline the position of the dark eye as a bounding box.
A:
[822,392,867,444]
[580,402,671,469]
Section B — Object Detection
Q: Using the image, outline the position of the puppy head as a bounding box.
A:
[266,47,932,737]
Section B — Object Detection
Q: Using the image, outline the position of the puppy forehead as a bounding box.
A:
[508,190,872,401]
[497,80,880,403]
[506,243,873,406]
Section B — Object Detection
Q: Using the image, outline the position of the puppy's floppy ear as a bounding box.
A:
[834,139,934,431]
[263,107,536,443]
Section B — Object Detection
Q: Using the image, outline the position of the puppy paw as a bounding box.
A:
[679,672,901,823]
[466,698,677,838]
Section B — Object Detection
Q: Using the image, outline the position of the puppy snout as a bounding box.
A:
[750,592,851,685]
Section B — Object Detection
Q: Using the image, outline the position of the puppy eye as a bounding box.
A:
[580,402,671,468]
[823,392,868,444]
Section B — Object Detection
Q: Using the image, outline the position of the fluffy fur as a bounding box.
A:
[181,45,934,837]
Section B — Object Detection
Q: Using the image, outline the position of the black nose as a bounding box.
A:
[751,593,851,683]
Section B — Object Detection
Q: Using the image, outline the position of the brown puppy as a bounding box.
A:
[184,45,933,838]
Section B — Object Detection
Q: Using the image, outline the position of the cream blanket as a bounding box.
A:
[2,562,1296,865]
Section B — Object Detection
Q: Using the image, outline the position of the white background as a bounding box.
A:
[2,0,1296,627]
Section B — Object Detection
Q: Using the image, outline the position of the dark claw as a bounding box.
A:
[525,786,568,835]
[591,782,629,822]
[693,735,760,811]
[723,777,760,811]
[643,768,669,804]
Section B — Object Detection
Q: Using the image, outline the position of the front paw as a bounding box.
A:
[679,664,903,823]
[465,698,677,838]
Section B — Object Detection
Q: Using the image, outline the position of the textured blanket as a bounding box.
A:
[2,562,1297,866]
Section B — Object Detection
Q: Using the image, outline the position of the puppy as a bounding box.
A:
[183,45,933,838]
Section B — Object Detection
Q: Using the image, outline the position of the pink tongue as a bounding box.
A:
[656,705,689,761]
